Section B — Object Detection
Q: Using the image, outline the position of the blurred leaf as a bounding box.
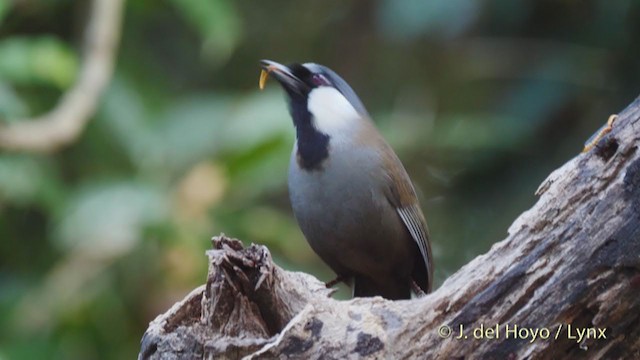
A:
[217,90,293,152]
[488,0,532,28]
[174,162,226,222]
[0,83,29,120]
[0,0,10,26]
[164,90,292,196]
[155,90,291,175]
[0,155,50,205]
[169,0,242,66]
[98,78,160,170]
[0,36,78,88]
[157,94,231,172]
[55,182,169,257]
[0,338,53,360]
[377,0,479,40]
[430,114,524,151]
[101,81,292,180]
[223,134,291,199]
[500,63,574,121]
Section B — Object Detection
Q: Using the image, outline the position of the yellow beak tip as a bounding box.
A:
[259,69,270,90]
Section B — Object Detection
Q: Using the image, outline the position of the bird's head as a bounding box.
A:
[259,60,369,137]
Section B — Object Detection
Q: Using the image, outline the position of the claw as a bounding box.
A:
[583,114,618,153]
[411,280,427,297]
[325,275,346,288]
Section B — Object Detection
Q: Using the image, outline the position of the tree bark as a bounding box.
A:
[139,96,640,360]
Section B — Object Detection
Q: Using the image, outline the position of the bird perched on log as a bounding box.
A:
[259,60,433,300]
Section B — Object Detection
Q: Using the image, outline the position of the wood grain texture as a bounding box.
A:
[140,96,640,360]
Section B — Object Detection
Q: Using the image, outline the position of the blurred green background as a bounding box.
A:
[0,0,638,358]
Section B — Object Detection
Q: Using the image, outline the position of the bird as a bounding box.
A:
[259,59,433,300]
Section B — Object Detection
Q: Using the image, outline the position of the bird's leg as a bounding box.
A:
[411,280,427,297]
[325,274,347,288]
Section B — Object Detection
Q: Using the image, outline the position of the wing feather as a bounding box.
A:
[360,123,434,293]
[376,143,433,292]
[396,204,433,291]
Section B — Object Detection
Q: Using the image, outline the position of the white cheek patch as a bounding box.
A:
[307,87,361,136]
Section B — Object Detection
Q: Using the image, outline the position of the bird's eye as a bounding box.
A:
[311,74,330,87]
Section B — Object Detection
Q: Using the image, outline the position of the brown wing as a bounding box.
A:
[396,204,433,292]
[379,141,434,293]
[355,119,434,292]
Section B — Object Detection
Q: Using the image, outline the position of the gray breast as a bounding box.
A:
[287,141,413,278]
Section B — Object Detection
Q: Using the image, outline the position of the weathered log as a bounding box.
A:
[139,96,640,360]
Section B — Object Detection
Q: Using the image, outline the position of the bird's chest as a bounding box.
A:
[288,143,383,226]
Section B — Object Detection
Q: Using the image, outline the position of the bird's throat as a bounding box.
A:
[296,124,329,171]
[289,100,329,171]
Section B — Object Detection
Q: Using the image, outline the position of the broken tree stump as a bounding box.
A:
[139,96,640,360]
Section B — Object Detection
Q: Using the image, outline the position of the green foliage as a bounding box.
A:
[54,181,169,255]
[1,0,639,358]
[0,36,78,89]
[378,0,479,39]
[169,0,242,66]
[0,156,50,204]
[0,0,10,26]
[0,83,29,119]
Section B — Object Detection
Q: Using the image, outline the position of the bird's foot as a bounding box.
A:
[411,280,427,297]
[325,275,346,288]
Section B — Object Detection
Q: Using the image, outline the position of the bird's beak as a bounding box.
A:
[259,59,308,94]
